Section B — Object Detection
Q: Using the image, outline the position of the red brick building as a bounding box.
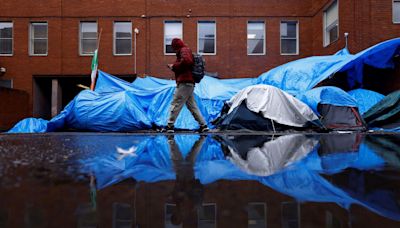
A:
[0,0,400,126]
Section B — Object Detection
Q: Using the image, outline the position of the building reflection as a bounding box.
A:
[0,134,399,227]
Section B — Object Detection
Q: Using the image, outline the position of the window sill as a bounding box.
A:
[29,54,48,57]
[114,54,133,56]
[248,53,266,56]
[0,54,13,56]
[199,53,217,56]
[280,53,299,56]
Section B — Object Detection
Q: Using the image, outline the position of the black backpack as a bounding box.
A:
[192,53,205,83]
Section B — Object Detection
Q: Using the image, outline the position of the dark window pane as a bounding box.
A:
[33,39,47,54]
[328,25,338,44]
[248,39,264,54]
[0,39,12,54]
[281,22,297,38]
[166,44,174,53]
[248,203,266,228]
[33,24,47,39]
[82,39,97,54]
[116,39,132,54]
[199,39,215,53]
[281,39,297,54]
[0,23,12,38]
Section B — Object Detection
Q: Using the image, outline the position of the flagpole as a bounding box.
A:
[90,28,103,91]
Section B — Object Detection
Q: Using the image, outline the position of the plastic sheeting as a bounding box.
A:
[227,85,320,127]
[8,38,400,133]
[348,89,385,115]
[257,38,400,93]
[363,90,400,129]
[296,86,359,115]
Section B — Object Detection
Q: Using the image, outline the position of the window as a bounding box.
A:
[280,21,299,55]
[198,21,216,55]
[247,21,265,55]
[114,22,132,55]
[112,203,133,228]
[281,202,300,228]
[323,0,339,46]
[30,22,48,55]
[0,22,13,55]
[248,203,266,228]
[394,0,400,23]
[164,21,182,54]
[198,203,216,228]
[165,204,182,228]
[80,22,98,55]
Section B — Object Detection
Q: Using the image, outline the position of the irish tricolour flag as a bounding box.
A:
[90,49,98,90]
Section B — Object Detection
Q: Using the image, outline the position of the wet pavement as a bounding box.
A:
[0,132,400,227]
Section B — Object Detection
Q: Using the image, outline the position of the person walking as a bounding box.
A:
[165,38,209,133]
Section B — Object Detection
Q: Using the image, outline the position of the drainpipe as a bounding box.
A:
[134,28,139,75]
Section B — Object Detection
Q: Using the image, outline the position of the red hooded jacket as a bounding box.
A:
[171,38,195,84]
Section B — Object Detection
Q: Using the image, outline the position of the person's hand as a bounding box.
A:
[167,64,173,70]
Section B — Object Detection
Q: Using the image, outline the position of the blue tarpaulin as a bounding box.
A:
[348,89,385,115]
[257,38,400,93]
[296,86,359,115]
[8,38,400,133]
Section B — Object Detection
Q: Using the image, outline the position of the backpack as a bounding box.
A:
[192,53,205,83]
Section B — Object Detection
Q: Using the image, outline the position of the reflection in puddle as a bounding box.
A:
[0,133,399,226]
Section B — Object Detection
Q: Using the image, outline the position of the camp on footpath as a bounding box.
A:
[8,38,400,133]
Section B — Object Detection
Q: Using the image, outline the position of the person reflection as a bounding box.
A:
[167,135,206,226]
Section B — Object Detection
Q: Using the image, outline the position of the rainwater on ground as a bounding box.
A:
[0,132,399,227]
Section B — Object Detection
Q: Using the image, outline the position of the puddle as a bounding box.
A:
[0,133,399,227]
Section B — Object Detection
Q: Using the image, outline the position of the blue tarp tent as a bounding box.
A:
[8,38,400,133]
[348,89,385,115]
[257,38,400,93]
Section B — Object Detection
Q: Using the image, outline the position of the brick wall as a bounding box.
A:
[0,88,29,131]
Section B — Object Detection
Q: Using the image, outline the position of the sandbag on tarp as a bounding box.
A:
[216,85,320,131]
[257,38,400,93]
[363,90,400,130]
[297,86,366,130]
[348,89,385,115]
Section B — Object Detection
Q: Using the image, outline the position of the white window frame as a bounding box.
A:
[79,21,98,56]
[247,20,266,56]
[197,20,217,55]
[394,0,400,23]
[197,203,217,228]
[323,0,339,47]
[0,21,13,56]
[164,20,183,56]
[113,21,132,56]
[280,20,299,55]
[247,202,267,228]
[29,22,48,56]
